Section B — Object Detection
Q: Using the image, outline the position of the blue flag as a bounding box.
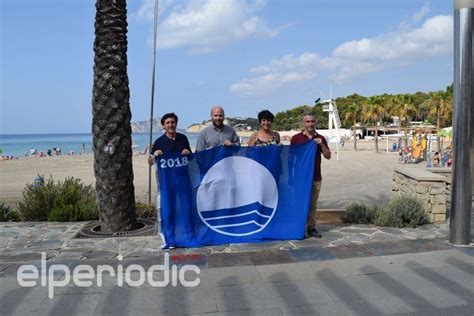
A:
[156,142,316,248]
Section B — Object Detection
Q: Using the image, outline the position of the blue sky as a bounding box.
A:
[1,0,453,134]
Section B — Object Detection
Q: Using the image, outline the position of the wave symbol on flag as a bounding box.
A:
[200,202,274,235]
[196,156,278,236]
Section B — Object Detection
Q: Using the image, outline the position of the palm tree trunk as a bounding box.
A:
[92,0,137,232]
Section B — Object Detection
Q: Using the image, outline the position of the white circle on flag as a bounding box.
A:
[196,156,278,236]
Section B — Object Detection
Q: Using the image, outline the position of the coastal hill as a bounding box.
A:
[186,117,259,133]
[131,117,258,134]
[131,118,161,133]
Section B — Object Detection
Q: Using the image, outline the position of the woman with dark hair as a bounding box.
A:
[147,112,191,166]
[248,110,281,146]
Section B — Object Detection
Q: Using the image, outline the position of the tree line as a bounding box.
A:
[272,85,453,152]
[273,85,453,131]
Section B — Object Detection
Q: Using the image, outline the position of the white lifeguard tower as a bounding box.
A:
[320,98,341,143]
[316,97,342,160]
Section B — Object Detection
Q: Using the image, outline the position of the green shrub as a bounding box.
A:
[135,202,157,219]
[48,178,98,221]
[19,176,56,221]
[1,202,21,222]
[341,202,377,224]
[375,196,429,228]
[19,175,97,221]
[7,209,21,222]
[342,197,429,228]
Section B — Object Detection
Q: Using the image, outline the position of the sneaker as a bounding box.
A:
[307,229,322,238]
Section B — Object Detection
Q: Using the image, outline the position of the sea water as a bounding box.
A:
[0,133,199,157]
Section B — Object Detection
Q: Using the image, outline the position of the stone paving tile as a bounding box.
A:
[0,264,22,278]
[0,237,10,248]
[42,293,103,315]
[453,246,474,257]
[394,288,473,314]
[288,247,336,262]
[401,264,474,303]
[205,244,231,253]
[121,248,162,259]
[365,241,414,256]
[378,227,406,235]
[339,227,379,234]
[315,273,387,301]
[200,265,260,287]
[247,250,295,266]
[59,258,121,271]
[358,296,414,315]
[6,238,27,249]
[83,250,118,260]
[169,253,208,269]
[0,252,50,263]
[370,231,407,242]
[63,239,97,248]
[92,284,218,315]
[0,284,48,315]
[265,278,333,308]
[0,221,461,272]
[326,244,376,259]
[214,283,268,311]
[227,240,295,252]
[329,234,372,246]
[401,238,452,252]
[184,247,212,256]
[290,232,341,248]
[255,261,316,283]
[208,252,254,268]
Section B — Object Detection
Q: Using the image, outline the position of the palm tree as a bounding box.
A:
[343,103,362,151]
[425,90,453,152]
[391,94,418,148]
[363,96,386,153]
[92,0,137,232]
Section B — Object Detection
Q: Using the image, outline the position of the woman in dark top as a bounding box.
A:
[147,113,191,166]
[248,110,281,147]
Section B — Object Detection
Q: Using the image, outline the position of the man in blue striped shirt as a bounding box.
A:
[195,106,240,152]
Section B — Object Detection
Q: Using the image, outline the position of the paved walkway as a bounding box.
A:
[0,249,472,315]
[0,221,451,264]
[0,221,472,315]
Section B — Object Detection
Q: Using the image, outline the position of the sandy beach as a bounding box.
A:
[0,140,426,208]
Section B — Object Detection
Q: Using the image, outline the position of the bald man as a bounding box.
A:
[195,106,240,152]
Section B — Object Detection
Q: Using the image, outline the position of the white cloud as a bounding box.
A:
[412,3,431,23]
[135,0,176,21]
[230,52,323,96]
[332,15,452,61]
[230,12,453,95]
[135,0,284,53]
[230,70,316,97]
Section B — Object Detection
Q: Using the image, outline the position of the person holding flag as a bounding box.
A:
[290,113,331,238]
[147,112,191,166]
[195,106,239,152]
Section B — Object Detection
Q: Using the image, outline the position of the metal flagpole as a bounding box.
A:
[148,0,159,205]
[450,0,473,245]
